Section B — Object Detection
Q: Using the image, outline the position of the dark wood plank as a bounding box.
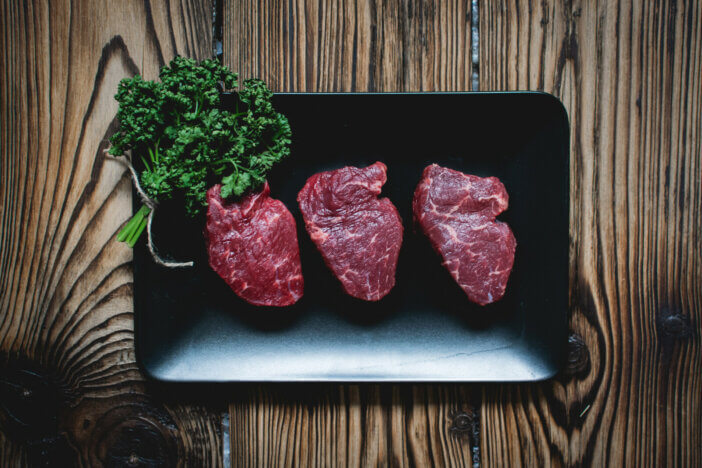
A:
[480,0,701,465]
[225,0,473,91]
[0,1,222,466]
[230,385,479,467]
[224,1,480,466]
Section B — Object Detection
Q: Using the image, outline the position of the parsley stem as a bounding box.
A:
[117,205,151,246]
[118,205,147,241]
[231,159,240,181]
[141,155,151,172]
[127,216,148,248]
[117,215,140,242]
[148,143,161,165]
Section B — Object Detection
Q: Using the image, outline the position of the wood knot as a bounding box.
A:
[660,313,692,339]
[0,361,77,465]
[448,409,478,438]
[565,333,590,376]
[448,409,480,465]
[656,308,694,364]
[451,412,473,431]
[0,365,64,442]
[89,402,178,467]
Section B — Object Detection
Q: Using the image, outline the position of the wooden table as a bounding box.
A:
[1,1,700,466]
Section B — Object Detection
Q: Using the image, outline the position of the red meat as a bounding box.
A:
[205,183,303,306]
[413,164,516,305]
[297,162,403,301]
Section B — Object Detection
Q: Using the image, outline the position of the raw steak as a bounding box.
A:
[205,183,303,307]
[297,162,403,301]
[413,164,516,305]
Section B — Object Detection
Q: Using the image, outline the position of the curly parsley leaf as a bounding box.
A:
[109,57,292,246]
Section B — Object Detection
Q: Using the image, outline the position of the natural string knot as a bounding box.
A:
[105,148,194,268]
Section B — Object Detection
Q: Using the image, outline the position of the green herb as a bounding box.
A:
[109,56,291,246]
[117,205,150,245]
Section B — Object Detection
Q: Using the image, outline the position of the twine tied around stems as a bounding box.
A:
[106,149,194,268]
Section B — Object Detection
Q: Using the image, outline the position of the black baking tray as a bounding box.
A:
[134,92,570,382]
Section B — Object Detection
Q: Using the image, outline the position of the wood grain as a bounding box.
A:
[225,0,474,91]
[230,385,479,467]
[480,0,701,466]
[0,1,222,466]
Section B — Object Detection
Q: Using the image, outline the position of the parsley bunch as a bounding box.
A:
[109,57,291,247]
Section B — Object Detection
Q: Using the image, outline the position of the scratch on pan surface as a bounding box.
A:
[356,344,514,371]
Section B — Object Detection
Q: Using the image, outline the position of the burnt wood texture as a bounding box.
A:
[225,0,701,466]
[229,385,480,467]
[480,0,701,466]
[225,0,474,92]
[0,1,222,466]
[2,0,700,466]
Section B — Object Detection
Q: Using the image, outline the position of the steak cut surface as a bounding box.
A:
[297,162,403,301]
[205,182,303,307]
[413,164,516,305]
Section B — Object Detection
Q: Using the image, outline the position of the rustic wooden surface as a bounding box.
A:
[0,1,223,466]
[225,0,701,466]
[230,385,480,467]
[480,0,701,466]
[226,0,474,92]
[2,0,700,466]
